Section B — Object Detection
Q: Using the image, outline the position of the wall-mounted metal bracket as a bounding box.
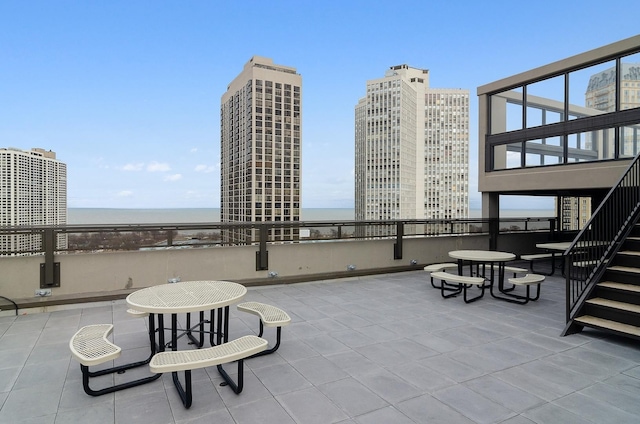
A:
[394,222,404,260]
[40,262,60,288]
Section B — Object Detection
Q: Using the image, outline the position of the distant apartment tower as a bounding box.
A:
[586,62,640,155]
[559,196,590,231]
[560,62,640,230]
[220,56,302,244]
[355,65,469,232]
[0,148,67,254]
[586,63,640,111]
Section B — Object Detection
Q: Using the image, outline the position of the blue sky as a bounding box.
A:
[1,1,637,210]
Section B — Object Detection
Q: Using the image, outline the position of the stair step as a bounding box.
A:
[575,315,640,337]
[586,297,640,314]
[598,281,640,293]
[607,265,640,274]
[618,250,640,257]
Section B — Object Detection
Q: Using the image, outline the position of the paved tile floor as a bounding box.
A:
[2,263,640,423]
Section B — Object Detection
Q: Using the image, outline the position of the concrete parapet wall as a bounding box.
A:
[0,232,550,308]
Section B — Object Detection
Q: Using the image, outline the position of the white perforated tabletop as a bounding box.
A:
[448,250,516,262]
[126,281,247,314]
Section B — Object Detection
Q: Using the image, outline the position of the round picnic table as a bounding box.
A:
[126,280,248,406]
[448,250,517,300]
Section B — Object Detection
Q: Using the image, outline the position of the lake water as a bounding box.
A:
[67,208,555,225]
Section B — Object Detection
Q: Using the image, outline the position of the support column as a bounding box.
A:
[482,192,500,250]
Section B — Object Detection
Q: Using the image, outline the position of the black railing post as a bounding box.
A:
[40,228,60,288]
[167,230,173,247]
[255,225,268,271]
[394,222,403,260]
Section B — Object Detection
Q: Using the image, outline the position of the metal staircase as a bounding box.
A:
[570,224,640,339]
[562,154,640,340]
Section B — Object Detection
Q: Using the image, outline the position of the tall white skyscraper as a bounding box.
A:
[220,56,302,244]
[0,147,67,254]
[355,65,469,230]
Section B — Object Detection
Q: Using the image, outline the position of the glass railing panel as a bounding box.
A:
[492,142,522,170]
[619,124,640,158]
[621,52,640,112]
[525,136,563,167]
[569,59,616,119]
[526,75,565,127]
[566,128,614,162]
[489,88,523,135]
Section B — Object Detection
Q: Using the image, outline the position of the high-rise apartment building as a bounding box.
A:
[560,62,640,230]
[0,147,67,254]
[355,65,469,232]
[586,63,640,111]
[586,62,640,156]
[220,56,302,244]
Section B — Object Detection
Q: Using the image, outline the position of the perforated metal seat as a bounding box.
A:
[237,302,290,357]
[150,335,267,408]
[69,324,160,396]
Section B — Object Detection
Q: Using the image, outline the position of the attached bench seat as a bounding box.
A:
[423,263,458,272]
[237,302,291,357]
[70,324,121,366]
[473,264,529,292]
[521,253,554,261]
[509,274,545,286]
[150,335,267,373]
[150,335,267,408]
[430,271,486,303]
[126,308,149,318]
[521,253,557,275]
[69,324,160,396]
[496,273,546,304]
[423,263,459,289]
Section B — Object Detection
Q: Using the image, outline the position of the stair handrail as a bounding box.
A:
[565,152,640,324]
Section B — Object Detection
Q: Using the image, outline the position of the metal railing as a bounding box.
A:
[1,216,555,254]
[0,295,18,316]
[1,216,555,289]
[565,153,640,323]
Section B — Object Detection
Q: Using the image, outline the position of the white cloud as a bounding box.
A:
[122,163,144,171]
[95,157,110,169]
[194,164,215,173]
[190,148,198,153]
[117,190,133,197]
[147,161,171,172]
[164,174,182,182]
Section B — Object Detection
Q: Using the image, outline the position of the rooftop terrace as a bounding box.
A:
[2,263,639,424]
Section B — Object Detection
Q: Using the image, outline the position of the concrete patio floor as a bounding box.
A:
[2,262,640,423]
